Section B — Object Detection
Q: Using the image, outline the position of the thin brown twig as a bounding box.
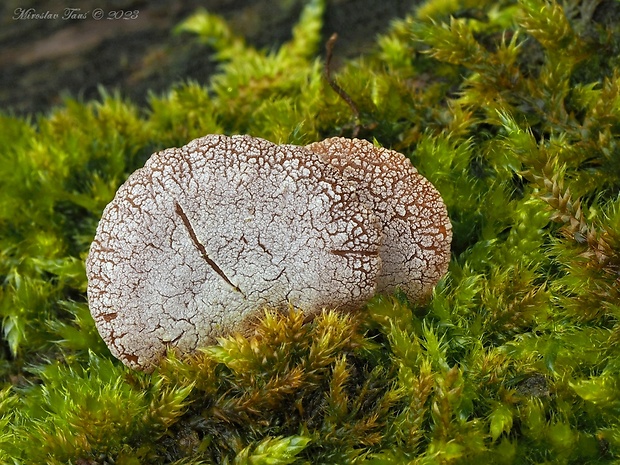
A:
[324,33,361,137]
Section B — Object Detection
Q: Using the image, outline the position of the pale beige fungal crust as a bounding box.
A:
[86,135,382,371]
[306,137,452,302]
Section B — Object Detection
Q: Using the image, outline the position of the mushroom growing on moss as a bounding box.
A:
[86,135,383,371]
[307,137,452,302]
[87,135,452,371]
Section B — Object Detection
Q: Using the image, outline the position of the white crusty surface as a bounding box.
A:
[306,137,452,302]
[86,135,382,371]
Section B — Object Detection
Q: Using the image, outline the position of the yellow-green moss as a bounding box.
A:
[1,0,620,463]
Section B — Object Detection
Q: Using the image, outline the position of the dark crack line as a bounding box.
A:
[174,201,244,296]
[331,249,378,257]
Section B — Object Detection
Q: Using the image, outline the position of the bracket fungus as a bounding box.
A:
[86,135,451,371]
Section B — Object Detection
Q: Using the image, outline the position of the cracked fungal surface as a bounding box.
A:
[86,135,383,371]
[306,137,452,302]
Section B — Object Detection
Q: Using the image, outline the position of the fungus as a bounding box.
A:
[86,135,383,371]
[306,137,452,302]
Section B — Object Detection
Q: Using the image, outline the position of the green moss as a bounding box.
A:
[1,0,620,462]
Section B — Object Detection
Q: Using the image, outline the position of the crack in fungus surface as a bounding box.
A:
[174,200,244,296]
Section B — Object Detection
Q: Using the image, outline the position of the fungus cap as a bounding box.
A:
[86,135,383,371]
[306,137,452,302]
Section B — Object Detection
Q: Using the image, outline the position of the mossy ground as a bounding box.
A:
[1,0,620,463]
